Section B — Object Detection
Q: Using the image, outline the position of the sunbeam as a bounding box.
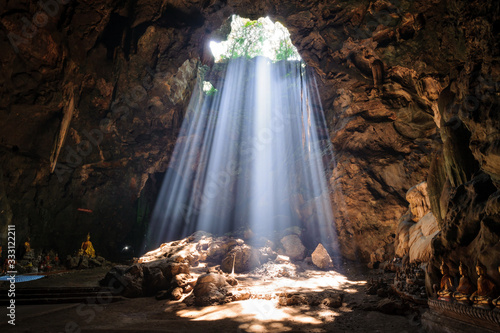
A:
[145,16,339,260]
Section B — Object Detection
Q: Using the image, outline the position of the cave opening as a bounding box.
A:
[144,15,339,260]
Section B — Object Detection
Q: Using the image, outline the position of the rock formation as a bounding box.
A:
[311,243,334,270]
[395,182,440,263]
[280,234,306,261]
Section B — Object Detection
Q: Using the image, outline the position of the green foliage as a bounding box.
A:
[205,86,218,96]
[215,16,300,62]
[225,20,265,59]
[202,81,218,96]
[275,39,297,61]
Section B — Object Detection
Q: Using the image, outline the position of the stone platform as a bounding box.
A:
[422,298,500,333]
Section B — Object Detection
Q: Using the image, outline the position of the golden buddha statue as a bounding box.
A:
[79,233,96,258]
[453,261,474,304]
[25,237,31,253]
[471,260,497,309]
[437,260,454,300]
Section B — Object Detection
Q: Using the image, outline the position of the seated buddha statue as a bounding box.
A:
[25,237,31,253]
[23,237,35,260]
[79,233,96,258]
[471,260,497,309]
[437,260,454,300]
[453,261,475,304]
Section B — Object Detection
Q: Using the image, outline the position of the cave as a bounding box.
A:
[0,1,499,332]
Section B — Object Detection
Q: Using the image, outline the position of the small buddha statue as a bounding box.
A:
[437,260,454,300]
[453,261,475,304]
[45,254,52,271]
[23,237,35,260]
[471,260,497,309]
[80,233,96,258]
[25,237,31,253]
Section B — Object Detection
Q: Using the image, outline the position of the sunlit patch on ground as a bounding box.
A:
[173,264,366,332]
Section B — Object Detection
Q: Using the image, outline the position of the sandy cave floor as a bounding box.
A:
[0,264,425,332]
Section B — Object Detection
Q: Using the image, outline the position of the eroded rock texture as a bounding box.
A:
[0,0,498,266]
[394,182,440,263]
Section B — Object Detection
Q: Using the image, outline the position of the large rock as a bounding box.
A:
[395,184,440,263]
[280,234,306,261]
[193,273,229,306]
[408,212,440,263]
[100,264,144,298]
[311,243,334,270]
[220,244,261,273]
[100,258,189,298]
[206,238,239,262]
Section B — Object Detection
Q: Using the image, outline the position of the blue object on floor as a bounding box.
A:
[0,275,45,283]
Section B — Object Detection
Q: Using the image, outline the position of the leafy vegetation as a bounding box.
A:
[211,16,301,62]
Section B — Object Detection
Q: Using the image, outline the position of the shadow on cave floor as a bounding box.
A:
[0,264,425,333]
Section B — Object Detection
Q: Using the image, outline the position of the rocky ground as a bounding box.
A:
[1,265,425,333]
[1,232,427,332]
[93,232,425,332]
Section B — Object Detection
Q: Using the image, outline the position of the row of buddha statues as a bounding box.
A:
[0,232,97,274]
[20,233,96,259]
[437,260,499,309]
[0,232,110,275]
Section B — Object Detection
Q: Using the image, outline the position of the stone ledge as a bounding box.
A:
[425,299,500,332]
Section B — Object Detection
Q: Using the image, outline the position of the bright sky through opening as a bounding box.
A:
[209,15,301,62]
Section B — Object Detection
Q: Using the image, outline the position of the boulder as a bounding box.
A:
[100,258,189,298]
[206,238,238,261]
[193,273,229,306]
[171,287,183,300]
[280,234,306,261]
[142,266,168,296]
[408,212,440,263]
[311,243,334,270]
[220,244,261,273]
[121,273,144,298]
[172,273,195,289]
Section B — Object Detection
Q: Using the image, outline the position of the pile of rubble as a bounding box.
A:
[101,230,339,306]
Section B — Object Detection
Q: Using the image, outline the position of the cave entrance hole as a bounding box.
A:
[145,15,338,260]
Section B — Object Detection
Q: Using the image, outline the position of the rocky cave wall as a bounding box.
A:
[0,0,498,265]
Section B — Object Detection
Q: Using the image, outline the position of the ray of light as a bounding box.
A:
[144,17,339,260]
[144,56,339,260]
